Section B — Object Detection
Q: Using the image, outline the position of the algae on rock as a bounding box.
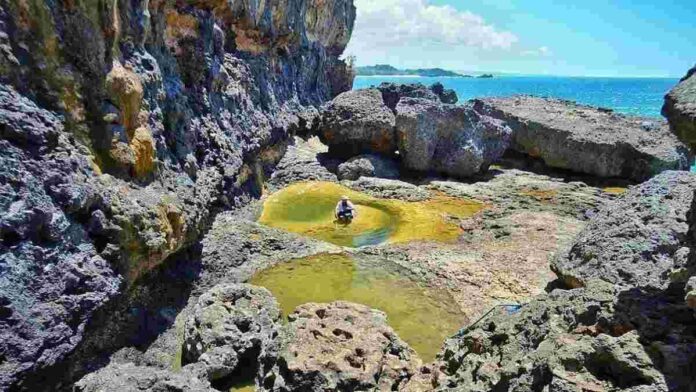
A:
[257,181,484,247]
[250,253,466,361]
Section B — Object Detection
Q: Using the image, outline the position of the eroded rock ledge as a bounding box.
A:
[474,96,693,181]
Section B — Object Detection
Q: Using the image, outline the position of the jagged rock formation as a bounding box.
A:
[263,301,436,391]
[442,171,696,392]
[395,98,512,177]
[441,281,677,391]
[552,171,696,291]
[377,81,458,111]
[317,83,511,178]
[0,0,355,389]
[182,284,281,386]
[474,96,692,180]
[663,65,696,150]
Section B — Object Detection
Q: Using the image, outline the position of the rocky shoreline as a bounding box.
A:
[1,1,696,391]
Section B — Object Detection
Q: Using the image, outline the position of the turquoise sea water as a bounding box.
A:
[353,75,679,118]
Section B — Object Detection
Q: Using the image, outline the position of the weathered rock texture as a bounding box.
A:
[318,88,397,156]
[317,84,511,178]
[264,301,436,391]
[441,281,681,392]
[474,96,692,180]
[337,153,400,180]
[183,284,281,385]
[0,0,355,389]
[663,65,696,150]
[552,171,696,291]
[377,81,458,111]
[74,363,214,392]
[442,170,696,392]
[396,98,512,177]
[316,82,460,157]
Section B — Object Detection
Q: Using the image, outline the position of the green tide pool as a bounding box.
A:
[258,181,483,247]
[249,253,467,362]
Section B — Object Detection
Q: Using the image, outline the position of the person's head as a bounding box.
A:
[341,195,349,201]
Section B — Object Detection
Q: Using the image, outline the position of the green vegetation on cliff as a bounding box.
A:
[356,64,469,77]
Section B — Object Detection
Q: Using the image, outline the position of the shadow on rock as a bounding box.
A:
[612,285,696,391]
[17,245,203,392]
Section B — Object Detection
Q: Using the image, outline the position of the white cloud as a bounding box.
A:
[521,46,552,57]
[347,0,519,53]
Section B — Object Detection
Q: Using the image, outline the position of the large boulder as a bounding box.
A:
[337,153,400,180]
[552,171,696,291]
[183,284,281,384]
[74,363,214,392]
[396,98,512,177]
[377,82,458,111]
[317,89,397,156]
[474,96,693,181]
[264,301,435,391]
[663,65,696,150]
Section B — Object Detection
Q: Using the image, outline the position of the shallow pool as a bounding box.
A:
[249,253,467,361]
[258,181,483,247]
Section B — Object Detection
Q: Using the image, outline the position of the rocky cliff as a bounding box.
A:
[0,0,355,389]
[663,64,696,150]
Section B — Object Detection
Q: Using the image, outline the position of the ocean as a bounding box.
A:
[352,75,679,118]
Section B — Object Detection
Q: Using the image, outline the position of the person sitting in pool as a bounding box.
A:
[335,195,357,222]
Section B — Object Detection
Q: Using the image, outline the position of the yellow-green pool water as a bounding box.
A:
[258,181,483,247]
[249,254,466,362]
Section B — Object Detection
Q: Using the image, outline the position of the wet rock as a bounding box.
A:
[74,363,214,392]
[264,301,435,391]
[440,281,671,392]
[183,284,281,384]
[474,96,692,180]
[396,98,512,177]
[337,153,400,180]
[318,89,397,156]
[552,171,696,291]
[377,82,458,111]
[663,65,696,150]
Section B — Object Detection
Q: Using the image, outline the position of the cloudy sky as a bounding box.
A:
[344,0,696,77]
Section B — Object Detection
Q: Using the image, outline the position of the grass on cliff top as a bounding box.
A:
[249,253,466,362]
[258,181,483,247]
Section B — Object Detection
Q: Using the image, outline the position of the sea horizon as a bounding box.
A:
[353,74,679,118]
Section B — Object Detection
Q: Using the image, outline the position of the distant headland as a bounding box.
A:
[356,64,481,78]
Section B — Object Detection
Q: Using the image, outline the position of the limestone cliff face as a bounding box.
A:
[0,0,355,389]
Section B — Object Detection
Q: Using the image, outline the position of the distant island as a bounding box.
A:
[356,64,471,77]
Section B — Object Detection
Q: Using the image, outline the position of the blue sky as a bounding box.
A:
[344,0,696,77]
